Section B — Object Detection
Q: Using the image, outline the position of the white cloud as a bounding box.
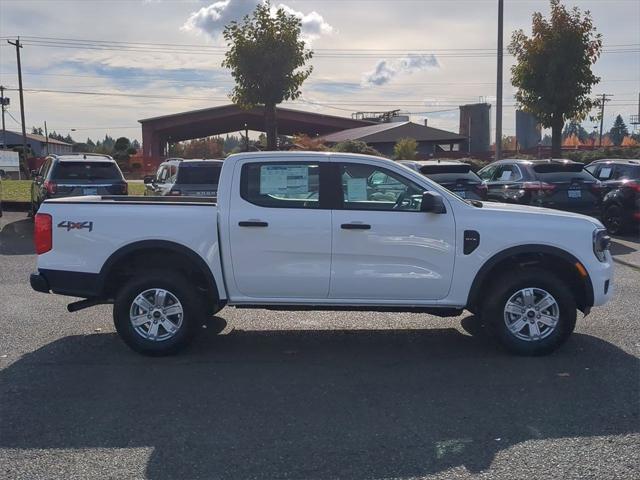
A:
[181,0,332,43]
[275,4,333,41]
[362,54,440,86]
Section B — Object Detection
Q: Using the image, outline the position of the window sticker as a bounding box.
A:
[599,167,612,179]
[260,165,309,195]
[499,170,513,181]
[346,177,368,201]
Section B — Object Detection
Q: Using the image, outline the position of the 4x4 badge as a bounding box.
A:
[57,221,93,232]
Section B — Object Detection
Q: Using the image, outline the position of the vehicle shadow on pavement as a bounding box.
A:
[0,217,34,256]
[1,321,638,479]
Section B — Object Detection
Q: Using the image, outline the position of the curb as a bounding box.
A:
[613,257,640,271]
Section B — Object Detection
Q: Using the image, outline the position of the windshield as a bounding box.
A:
[176,165,222,185]
[51,162,122,181]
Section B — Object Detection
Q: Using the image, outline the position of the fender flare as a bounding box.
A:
[466,244,594,310]
[99,240,220,301]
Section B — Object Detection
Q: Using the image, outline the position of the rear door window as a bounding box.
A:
[478,164,497,180]
[494,164,522,182]
[177,165,222,185]
[241,162,321,209]
[594,165,614,180]
[51,162,122,181]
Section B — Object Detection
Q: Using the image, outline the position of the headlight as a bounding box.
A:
[593,228,611,262]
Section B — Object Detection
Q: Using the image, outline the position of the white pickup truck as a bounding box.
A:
[30,152,613,356]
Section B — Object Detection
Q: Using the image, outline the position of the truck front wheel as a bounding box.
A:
[482,268,577,356]
[113,271,205,356]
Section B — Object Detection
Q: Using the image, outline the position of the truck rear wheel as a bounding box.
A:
[113,271,205,356]
[481,268,576,356]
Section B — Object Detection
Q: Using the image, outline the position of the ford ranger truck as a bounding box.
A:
[30,152,613,356]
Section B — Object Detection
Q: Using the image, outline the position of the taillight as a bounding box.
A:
[44,180,57,195]
[590,181,603,194]
[34,213,53,254]
[168,190,182,196]
[625,181,640,193]
[522,181,556,194]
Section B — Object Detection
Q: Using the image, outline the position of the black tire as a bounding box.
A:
[481,267,576,356]
[602,204,627,235]
[113,270,206,356]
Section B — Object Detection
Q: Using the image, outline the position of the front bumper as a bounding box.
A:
[588,253,614,307]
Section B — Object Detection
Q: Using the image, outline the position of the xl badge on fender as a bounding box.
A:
[57,221,93,232]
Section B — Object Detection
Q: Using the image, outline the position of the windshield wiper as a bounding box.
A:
[467,200,483,208]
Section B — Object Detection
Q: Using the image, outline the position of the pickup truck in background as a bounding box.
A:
[30,152,613,356]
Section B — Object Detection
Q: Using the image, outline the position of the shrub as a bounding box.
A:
[331,140,381,156]
[393,138,418,160]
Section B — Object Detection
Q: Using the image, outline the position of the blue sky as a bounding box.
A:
[0,0,638,142]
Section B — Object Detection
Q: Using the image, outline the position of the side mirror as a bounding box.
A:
[143,175,155,184]
[420,191,447,214]
[30,169,39,177]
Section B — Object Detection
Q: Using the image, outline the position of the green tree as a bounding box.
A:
[31,126,43,136]
[114,137,131,152]
[331,140,381,156]
[609,114,629,146]
[393,137,418,160]
[509,0,602,157]
[222,1,313,150]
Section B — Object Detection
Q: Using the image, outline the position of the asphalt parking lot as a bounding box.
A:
[0,210,638,480]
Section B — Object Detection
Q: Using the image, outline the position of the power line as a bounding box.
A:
[5,108,22,126]
[0,36,637,58]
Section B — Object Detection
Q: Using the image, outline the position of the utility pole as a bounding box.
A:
[0,85,7,149]
[44,121,49,155]
[495,0,504,161]
[597,93,613,147]
[244,123,249,152]
[7,37,28,176]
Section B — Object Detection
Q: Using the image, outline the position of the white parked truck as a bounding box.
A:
[30,152,613,356]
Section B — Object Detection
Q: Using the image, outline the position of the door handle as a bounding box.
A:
[239,221,268,227]
[341,223,371,230]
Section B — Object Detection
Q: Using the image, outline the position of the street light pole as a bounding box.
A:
[7,37,28,175]
[495,0,504,161]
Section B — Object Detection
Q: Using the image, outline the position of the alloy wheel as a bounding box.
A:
[129,288,184,341]
[503,287,560,342]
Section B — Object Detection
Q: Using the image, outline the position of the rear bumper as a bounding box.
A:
[30,269,102,298]
[30,272,50,293]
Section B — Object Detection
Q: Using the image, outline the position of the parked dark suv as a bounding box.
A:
[144,159,223,197]
[477,159,601,216]
[400,160,488,200]
[585,159,640,234]
[30,154,127,215]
